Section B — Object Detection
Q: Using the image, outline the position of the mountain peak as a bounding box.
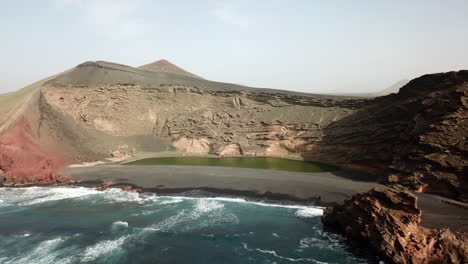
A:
[138,59,203,79]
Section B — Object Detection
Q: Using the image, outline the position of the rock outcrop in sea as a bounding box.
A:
[322,188,468,264]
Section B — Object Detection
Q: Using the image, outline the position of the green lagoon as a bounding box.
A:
[124,157,338,173]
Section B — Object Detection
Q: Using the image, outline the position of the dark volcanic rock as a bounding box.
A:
[322,187,468,264]
[324,70,468,202]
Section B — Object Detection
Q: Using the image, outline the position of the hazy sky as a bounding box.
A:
[1,0,468,94]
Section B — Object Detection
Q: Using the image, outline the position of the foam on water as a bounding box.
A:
[82,235,129,262]
[0,187,324,217]
[0,187,373,263]
[168,195,324,210]
[148,199,238,232]
[111,221,129,231]
[295,207,323,218]
[149,210,187,232]
[193,199,224,215]
[242,243,328,264]
[2,237,71,264]
[156,197,184,205]
[0,186,99,206]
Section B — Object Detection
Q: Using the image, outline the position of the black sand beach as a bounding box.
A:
[65,165,468,232]
[66,165,381,205]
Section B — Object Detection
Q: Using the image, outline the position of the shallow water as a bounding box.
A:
[124,157,338,173]
[0,187,373,263]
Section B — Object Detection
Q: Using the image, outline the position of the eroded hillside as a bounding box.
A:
[0,60,466,202]
[40,61,370,161]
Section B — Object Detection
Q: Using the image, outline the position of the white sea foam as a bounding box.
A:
[193,199,224,215]
[0,186,158,207]
[163,195,324,214]
[2,237,71,264]
[295,207,323,218]
[148,199,237,232]
[0,186,324,216]
[272,233,280,238]
[101,189,146,204]
[232,232,254,237]
[242,243,328,264]
[148,210,187,232]
[82,235,128,262]
[299,237,321,249]
[0,187,100,206]
[156,197,184,205]
[111,221,129,231]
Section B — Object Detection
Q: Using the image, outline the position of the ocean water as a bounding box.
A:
[0,187,374,264]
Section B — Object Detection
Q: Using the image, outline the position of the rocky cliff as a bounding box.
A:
[324,71,468,202]
[0,60,466,202]
[322,188,468,264]
[37,60,371,162]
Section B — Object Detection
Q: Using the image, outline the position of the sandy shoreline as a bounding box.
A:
[65,165,380,206]
[64,165,468,232]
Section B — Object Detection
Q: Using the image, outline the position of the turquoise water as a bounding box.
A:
[124,157,338,173]
[0,187,373,263]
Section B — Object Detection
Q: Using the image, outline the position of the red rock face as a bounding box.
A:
[322,188,468,264]
[0,120,71,186]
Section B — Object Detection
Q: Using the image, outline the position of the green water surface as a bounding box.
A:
[124,157,338,173]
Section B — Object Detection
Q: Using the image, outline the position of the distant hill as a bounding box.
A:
[138,59,204,79]
[368,79,409,97]
[48,60,346,97]
[332,79,409,97]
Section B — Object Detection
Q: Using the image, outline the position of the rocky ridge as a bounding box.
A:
[322,187,468,264]
[324,71,468,202]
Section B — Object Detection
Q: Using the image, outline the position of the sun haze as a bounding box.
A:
[1,0,468,94]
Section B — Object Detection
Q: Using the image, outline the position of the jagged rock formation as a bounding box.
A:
[322,188,468,264]
[324,71,468,202]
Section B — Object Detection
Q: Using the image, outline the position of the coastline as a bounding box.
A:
[65,165,380,207]
[64,164,468,232]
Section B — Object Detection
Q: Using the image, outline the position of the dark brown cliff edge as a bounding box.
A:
[323,70,468,202]
[322,188,468,264]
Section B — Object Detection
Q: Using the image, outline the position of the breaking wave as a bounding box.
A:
[0,186,372,263]
[242,243,328,264]
[82,235,129,262]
